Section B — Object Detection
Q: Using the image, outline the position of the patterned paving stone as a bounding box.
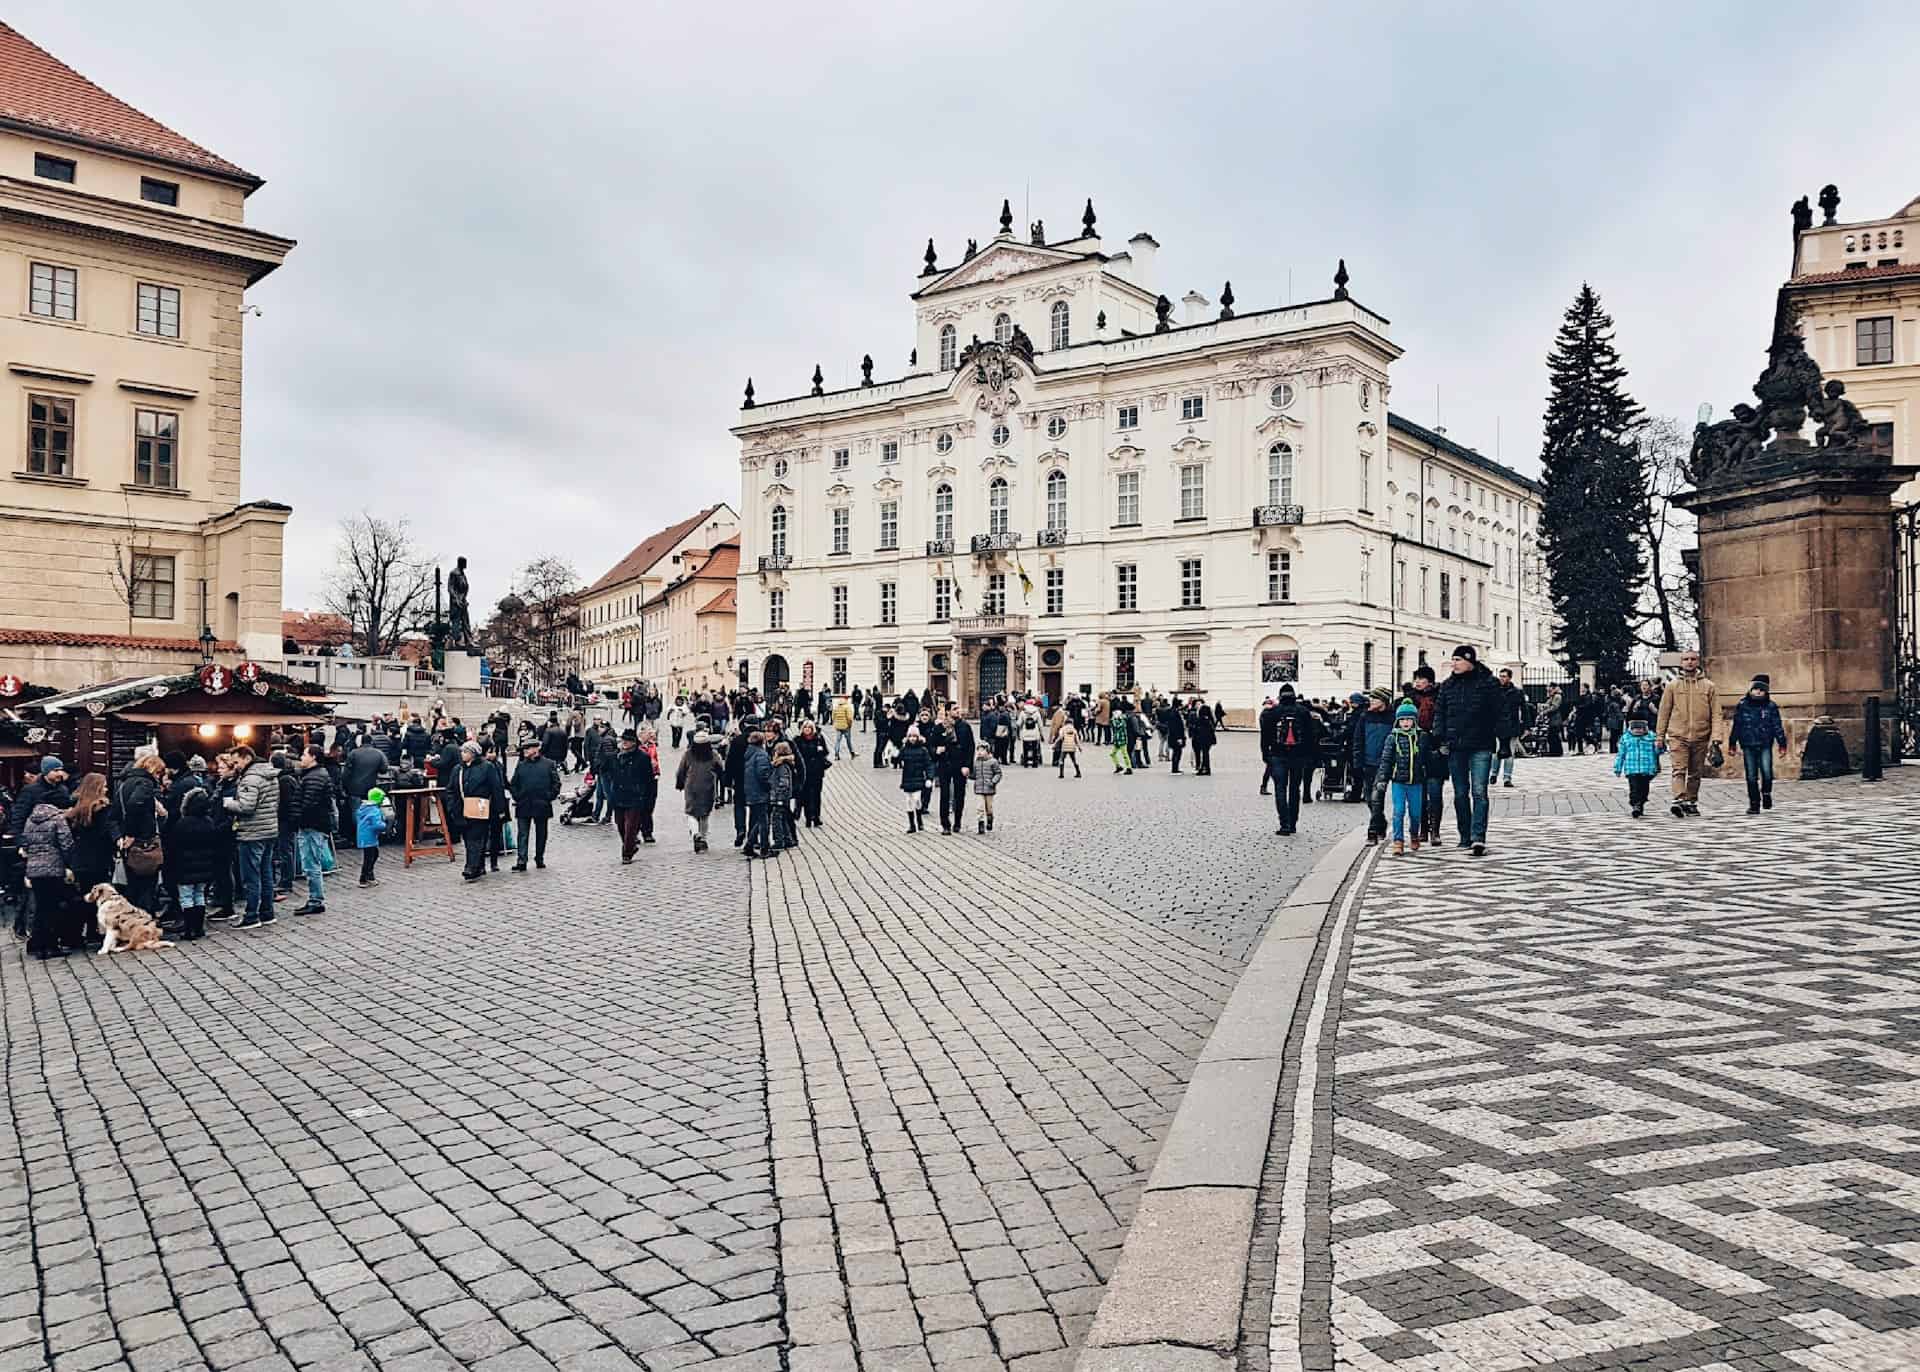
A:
[1254,751,1920,1372]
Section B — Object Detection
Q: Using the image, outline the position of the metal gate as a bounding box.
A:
[1895,501,1919,761]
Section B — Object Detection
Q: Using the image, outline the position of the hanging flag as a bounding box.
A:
[1014,556,1034,601]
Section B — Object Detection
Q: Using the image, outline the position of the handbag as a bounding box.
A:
[1707,741,1726,769]
[124,837,164,878]
[462,796,491,821]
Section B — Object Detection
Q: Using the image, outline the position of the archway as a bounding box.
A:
[762,654,789,699]
[978,647,1007,704]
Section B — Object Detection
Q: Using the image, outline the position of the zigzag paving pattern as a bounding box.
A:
[1288,755,1920,1372]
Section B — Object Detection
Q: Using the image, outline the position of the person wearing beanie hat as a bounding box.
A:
[1377,700,1432,855]
[1434,644,1503,856]
[1349,688,1396,842]
[1259,680,1321,836]
[355,786,388,886]
[1614,706,1661,817]
[1727,672,1788,814]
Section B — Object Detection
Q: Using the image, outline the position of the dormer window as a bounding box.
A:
[139,178,179,207]
[33,153,75,183]
[939,324,957,370]
[994,313,1012,345]
[1050,300,1070,350]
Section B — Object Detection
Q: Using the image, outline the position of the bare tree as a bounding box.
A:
[108,497,160,634]
[481,557,582,688]
[1631,416,1699,652]
[323,513,436,657]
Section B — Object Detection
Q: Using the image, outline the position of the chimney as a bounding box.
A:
[1181,290,1210,325]
[1128,233,1159,290]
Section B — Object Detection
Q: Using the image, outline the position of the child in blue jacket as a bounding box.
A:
[356,787,387,887]
[1375,702,1430,855]
[1614,712,1661,818]
[1727,674,1788,814]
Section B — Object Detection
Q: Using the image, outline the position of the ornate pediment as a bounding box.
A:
[1229,344,1328,380]
[826,482,853,502]
[916,240,1085,295]
[1254,413,1306,437]
[954,335,1036,418]
[763,480,796,500]
[744,427,810,456]
[1037,447,1070,467]
[1170,435,1212,461]
[873,476,902,495]
[1108,443,1147,463]
[978,453,1017,474]
[926,462,957,481]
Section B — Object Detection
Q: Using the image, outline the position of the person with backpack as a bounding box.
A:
[1259,683,1321,836]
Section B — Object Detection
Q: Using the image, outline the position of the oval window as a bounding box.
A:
[936,432,954,454]
[1270,381,1296,410]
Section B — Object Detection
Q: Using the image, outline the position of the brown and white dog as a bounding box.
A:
[85,883,174,954]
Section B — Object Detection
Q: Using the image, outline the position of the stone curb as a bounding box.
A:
[1075,822,1374,1371]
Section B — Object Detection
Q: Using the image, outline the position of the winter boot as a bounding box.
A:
[1392,840,1404,856]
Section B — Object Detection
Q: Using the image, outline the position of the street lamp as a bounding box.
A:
[346,589,362,656]
[198,624,216,664]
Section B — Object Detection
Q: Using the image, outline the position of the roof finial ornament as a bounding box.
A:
[1818,183,1841,225]
[1333,258,1350,300]
[1154,295,1172,333]
[1082,198,1097,236]
[860,354,874,386]
[965,238,978,259]
[810,364,824,397]
[922,238,939,277]
[1096,309,1107,333]
[1030,219,1045,245]
[999,198,1014,236]
[743,377,755,409]
[1218,281,1235,320]
[909,347,917,367]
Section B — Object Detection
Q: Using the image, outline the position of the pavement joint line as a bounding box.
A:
[1075,822,1373,1369]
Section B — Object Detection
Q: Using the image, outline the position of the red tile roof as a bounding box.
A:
[0,22,258,185]
[587,504,730,595]
[691,539,739,582]
[0,627,240,651]
[697,587,737,615]
[1788,261,1920,287]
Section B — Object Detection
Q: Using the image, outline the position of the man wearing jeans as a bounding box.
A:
[1495,668,1530,787]
[223,746,280,928]
[1259,684,1321,836]
[291,747,337,914]
[1433,646,1503,857]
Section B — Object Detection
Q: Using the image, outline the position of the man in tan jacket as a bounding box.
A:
[1655,650,1718,816]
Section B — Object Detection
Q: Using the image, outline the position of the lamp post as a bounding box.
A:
[346,589,363,657]
[198,624,216,664]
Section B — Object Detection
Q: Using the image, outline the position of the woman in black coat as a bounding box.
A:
[1188,701,1217,775]
[449,743,507,881]
[168,790,224,939]
[793,722,831,828]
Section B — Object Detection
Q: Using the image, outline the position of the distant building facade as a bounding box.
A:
[580,504,738,681]
[729,202,1553,718]
[1785,187,1919,500]
[639,535,739,697]
[0,22,295,688]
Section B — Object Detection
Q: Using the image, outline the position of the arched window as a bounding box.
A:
[1050,300,1070,350]
[988,477,1010,535]
[939,324,957,370]
[1267,442,1295,505]
[934,484,953,541]
[1046,469,1067,531]
[769,504,787,558]
[994,312,1012,345]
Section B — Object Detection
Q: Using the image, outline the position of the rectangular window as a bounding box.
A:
[1420,566,1430,614]
[140,177,179,207]
[1180,394,1204,421]
[1179,464,1205,519]
[1864,422,1895,457]
[1267,550,1291,602]
[1116,470,1140,525]
[831,656,847,694]
[1440,571,1452,621]
[1180,557,1203,608]
[934,577,952,621]
[1045,567,1063,615]
[878,500,898,549]
[33,153,75,183]
[881,440,899,464]
[984,573,1006,615]
[1116,563,1137,611]
[1360,450,1371,503]
[1363,641,1374,689]
[26,393,74,475]
[880,580,897,626]
[1395,646,1405,684]
[768,589,785,630]
[1114,646,1136,691]
[831,506,849,554]
[1360,548,1372,602]
[831,584,848,628]
[130,553,175,619]
[137,283,182,338]
[1857,316,1894,366]
[1477,582,1487,625]
[133,408,179,488]
[832,447,849,470]
[1395,559,1407,609]
[879,654,896,693]
[1117,404,1139,430]
[29,262,77,320]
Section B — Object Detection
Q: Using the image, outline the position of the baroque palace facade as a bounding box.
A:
[730,201,1555,720]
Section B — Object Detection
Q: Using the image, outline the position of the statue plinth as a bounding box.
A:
[1676,453,1917,776]
[442,648,483,692]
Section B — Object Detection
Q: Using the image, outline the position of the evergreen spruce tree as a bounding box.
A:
[1537,284,1647,679]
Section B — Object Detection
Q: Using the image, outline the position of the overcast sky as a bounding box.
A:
[16,2,1919,613]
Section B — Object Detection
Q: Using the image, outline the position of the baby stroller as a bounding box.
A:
[557,770,597,825]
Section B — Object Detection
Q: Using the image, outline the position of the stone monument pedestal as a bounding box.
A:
[1678,448,1917,777]
[442,649,482,692]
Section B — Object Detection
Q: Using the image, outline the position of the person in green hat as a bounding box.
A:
[1377,700,1433,856]
[355,786,387,887]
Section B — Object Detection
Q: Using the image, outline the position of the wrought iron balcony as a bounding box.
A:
[925,537,955,557]
[970,531,1023,554]
[757,553,793,572]
[954,613,1030,636]
[1252,504,1306,528]
[1036,527,1068,547]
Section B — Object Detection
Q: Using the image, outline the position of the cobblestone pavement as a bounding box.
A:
[1259,752,1920,1372]
[2,729,1348,1372]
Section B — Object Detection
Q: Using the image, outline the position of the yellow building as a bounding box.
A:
[640,535,739,696]
[1785,187,1917,499]
[0,22,294,688]
[580,503,737,682]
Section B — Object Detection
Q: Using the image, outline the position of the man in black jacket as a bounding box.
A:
[604,730,658,863]
[1433,645,1504,856]
[1259,685,1320,835]
[932,705,973,834]
[508,740,562,870]
[1496,668,1530,787]
[291,748,337,914]
[1159,701,1188,774]
[343,737,388,816]
[1187,699,1217,775]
